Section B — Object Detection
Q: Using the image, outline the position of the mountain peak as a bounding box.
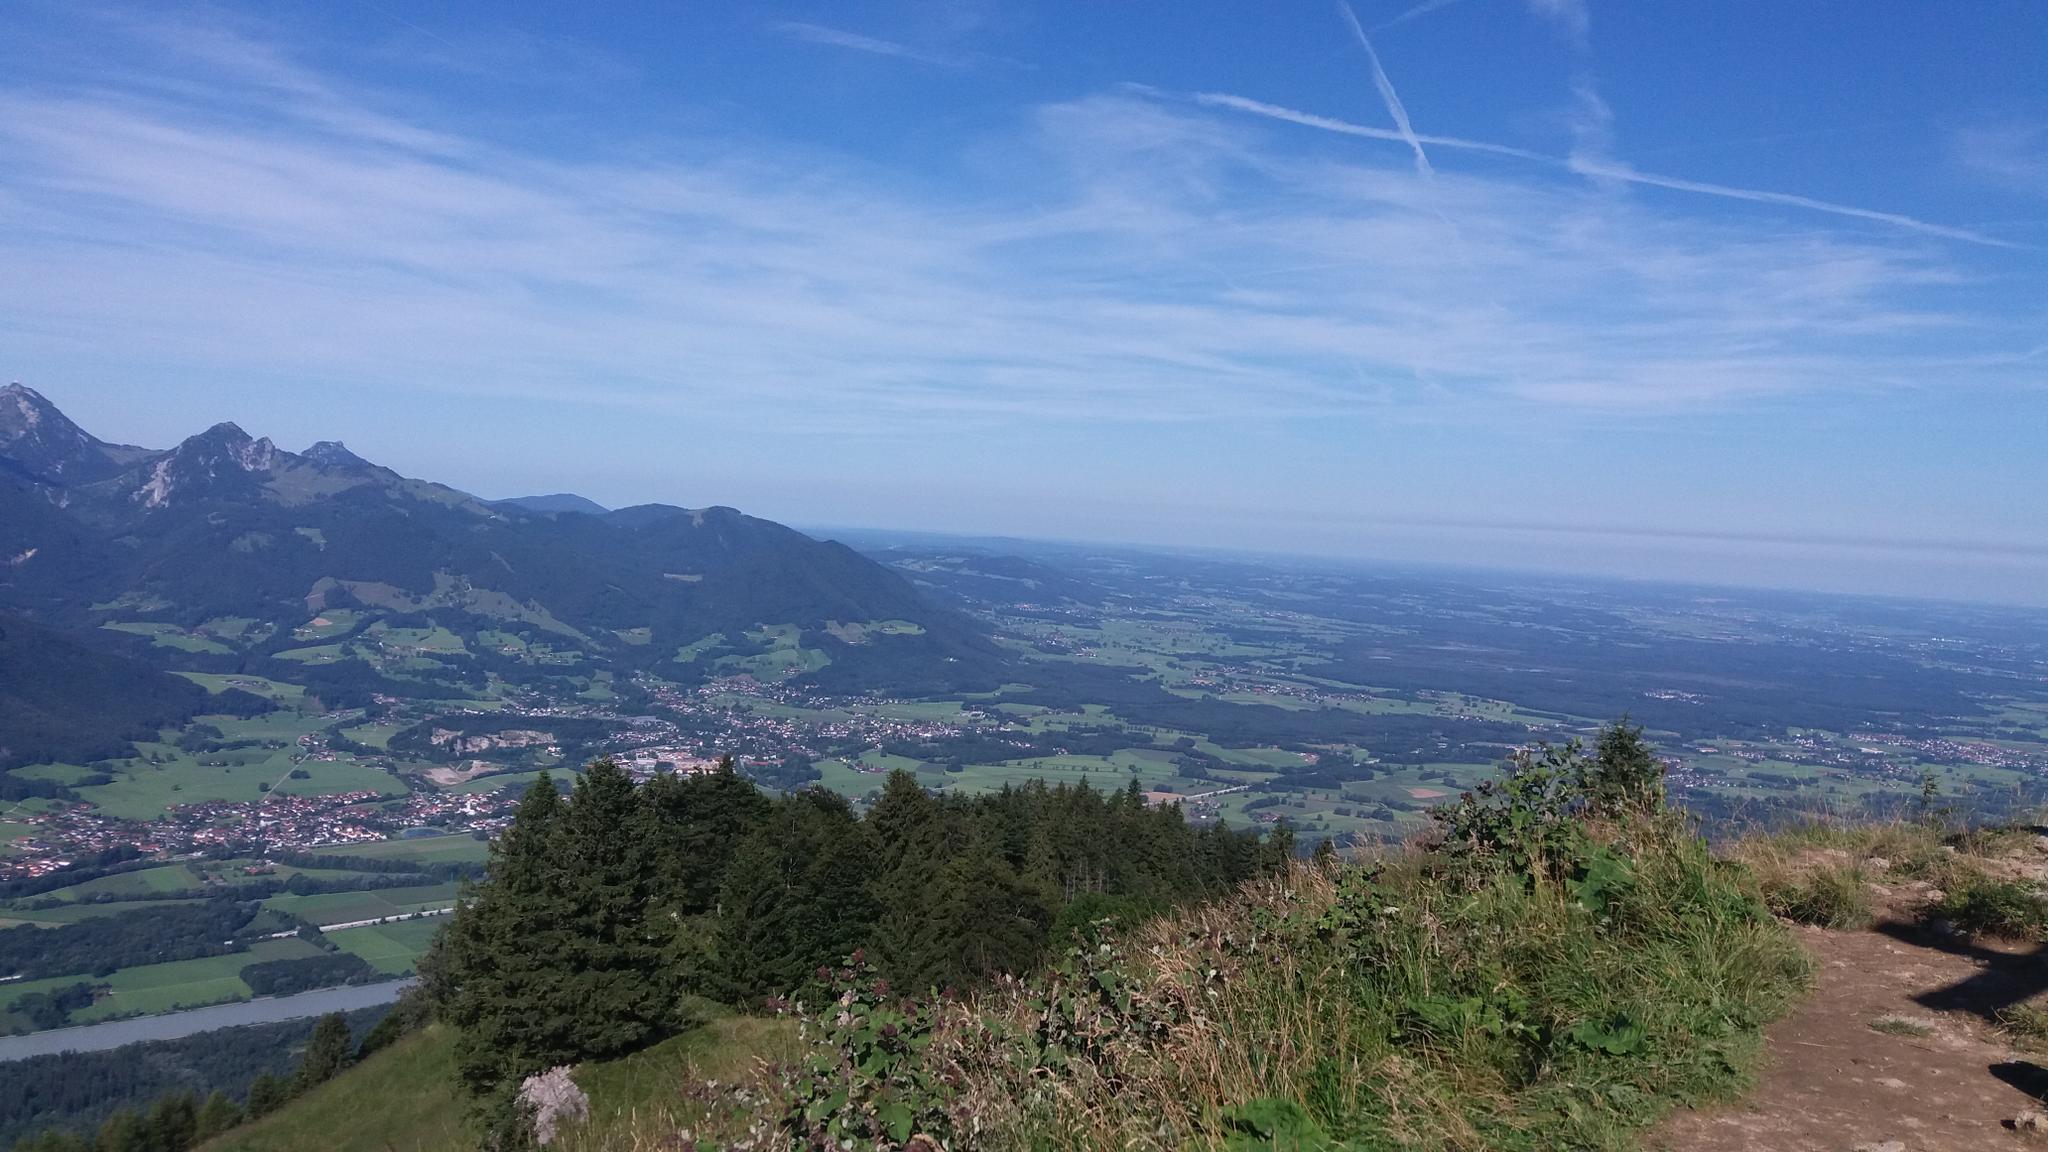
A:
[496,492,609,515]
[2,383,67,438]
[182,423,277,471]
[302,440,372,471]
[0,383,131,484]
[132,422,282,507]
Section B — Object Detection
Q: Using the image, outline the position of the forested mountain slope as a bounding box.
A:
[0,613,213,772]
[0,384,1009,703]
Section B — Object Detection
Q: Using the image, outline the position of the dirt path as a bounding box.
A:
[1652,922,2048,1152]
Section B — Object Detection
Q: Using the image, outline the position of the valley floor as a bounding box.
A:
[1656,922,2048,1151]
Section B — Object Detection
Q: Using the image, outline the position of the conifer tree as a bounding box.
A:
[441,771,581,1093]
[193,1091,242,1142]
[1311,836,1339,869]
[1263,818,1298,870]
[435,754,1290,1097]
[296,1013,353,1091]
[929,832,1052,989]
[714,788,876,1000]
[642,755,771,917]
[1590,718,1665,812]
[556,758,668,1057]
[243,1073,287,1119]
[143,1092,199,1152]
[868,772,949,987]
[94,1111,141,1152]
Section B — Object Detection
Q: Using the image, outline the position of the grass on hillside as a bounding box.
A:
[653,796,1811,1149]
[942,842,1803,1150]
[555,1016,802,1152]
[200,1015,801,1152]
[1730,815,2048,942]
[229,789,2048,1150]
[203,1026,468,1152]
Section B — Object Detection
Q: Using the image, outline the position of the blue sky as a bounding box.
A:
[2,2,2045,604]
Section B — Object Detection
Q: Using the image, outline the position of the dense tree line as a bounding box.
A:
[0,1006,397,1149]
[9,1013,363,1152]
[431,758,1288,1110]
[4,986,93,1033]
[0,900,259,982]
[237,953,377,997]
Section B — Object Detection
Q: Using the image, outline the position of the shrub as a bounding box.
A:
[1763,864,1874,930]
[776,952,948,1146]
[1933,876,2048,941]
[1997,1002,2048,1048]
[1950,824,2037,859]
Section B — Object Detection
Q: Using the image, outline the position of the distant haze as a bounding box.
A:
[2,2,2043,606]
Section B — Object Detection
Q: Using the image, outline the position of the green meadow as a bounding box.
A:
[323,834,491,866]
[326,916,446,975]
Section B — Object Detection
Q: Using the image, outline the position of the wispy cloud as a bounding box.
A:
[1954,123,2048,197]
[772,21,972,69]
[0,11,2029,448]
[1526,0,1590,46]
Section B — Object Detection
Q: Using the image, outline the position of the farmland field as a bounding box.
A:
[173,672,306,699]
[7,532,2048,1038]
[0,937,326,1027]
[327,917,446,975]
[324,835,491,866]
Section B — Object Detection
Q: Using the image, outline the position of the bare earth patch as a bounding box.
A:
[423,760,505,787]
[1652,921,2048,1152]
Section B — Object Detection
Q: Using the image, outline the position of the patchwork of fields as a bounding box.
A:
[6,542,2046,1038]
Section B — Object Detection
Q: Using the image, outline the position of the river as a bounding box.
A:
[0,979,413,1062]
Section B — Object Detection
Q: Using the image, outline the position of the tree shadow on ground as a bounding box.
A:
[1873,920,2048,1109]
[1992,1060,2048,1102]
[1873,919,2048,1023]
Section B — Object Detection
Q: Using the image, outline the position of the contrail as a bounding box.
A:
[1376,0,1474,31]
[1338,3,1433,180]
[1194,93,1549,162]
[1567,158,2010,247]
[1194,90,2010,247]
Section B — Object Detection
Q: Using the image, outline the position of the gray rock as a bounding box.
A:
[518,1066,590,1146]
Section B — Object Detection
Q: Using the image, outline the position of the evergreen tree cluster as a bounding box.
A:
[431,759,1288,1103]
